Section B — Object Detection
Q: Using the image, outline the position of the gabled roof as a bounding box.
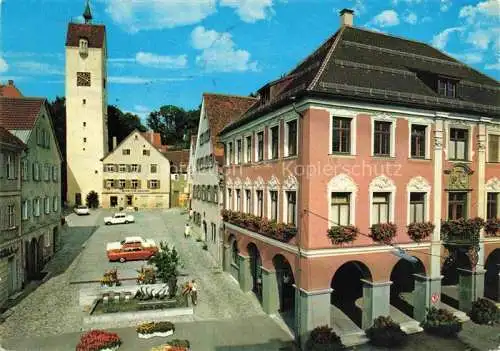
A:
[162,149,190,173]
[202,93,257,147]
[222,26,499,134]
[66,23,105,48]
[0,127,26,149]
[0,97,45,130]
[0,81,23,98]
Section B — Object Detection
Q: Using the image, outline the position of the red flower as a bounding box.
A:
[76,330,122,351]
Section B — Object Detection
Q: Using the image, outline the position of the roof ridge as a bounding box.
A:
[308,26,346,90]
[203,92,257,100]
[0,96,46,101]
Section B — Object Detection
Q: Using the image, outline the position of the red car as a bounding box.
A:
[107,245,158,263]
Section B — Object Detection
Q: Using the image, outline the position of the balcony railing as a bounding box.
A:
[221,209,297,243]
[441,218,484,247]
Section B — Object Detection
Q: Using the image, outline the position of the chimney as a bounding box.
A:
[8,80,14,86]
[112,136,117,150]
[340,8,354,27]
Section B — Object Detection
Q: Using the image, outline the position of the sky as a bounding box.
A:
[0,0,498,121]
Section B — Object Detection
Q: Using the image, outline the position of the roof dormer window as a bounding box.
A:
[438,78,456,98]
[79,38,88,57]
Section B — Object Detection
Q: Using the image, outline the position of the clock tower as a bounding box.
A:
[65,0,108,206]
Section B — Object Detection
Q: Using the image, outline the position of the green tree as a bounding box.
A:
[148,242,181,298]
[107,105,146,150]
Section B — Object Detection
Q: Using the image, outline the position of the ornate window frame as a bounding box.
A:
[406,176,431,225]
[253,176,265,216]
[371,113,397,158]
[234,178,242,211]
[444,120,474,162]
[327,173,358,226]
[243,177,253,213]
[329,108,358,156]
[407,119,432,159]
[267,175,280,221]
[485,177,500,218]
[369,175,396,225]
[282,175,298,225]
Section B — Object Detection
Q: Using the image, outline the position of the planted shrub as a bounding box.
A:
[484,218,500,237]
[407,221,434,242]
[370,223,397,244]
[327,225,359,245]
[421,307,462,338]
[469,298,499,325]
[305,325,344,351]
[86,191,99,209]
[366,316,407,348]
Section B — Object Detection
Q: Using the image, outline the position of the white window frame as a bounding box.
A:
[445,122,473,162]
[227,188,233,210]
[130,164,139,172]
[244,135,252,163]
[104,164,115,172]
[486,131,500,163]
[253,177,265,217]
[8,204,15,228]
[485,178,500,219]
[53,196,59,212]
[22,200,28,220]
[235,188,241,212]
[369,175,396,226]
[34,198,40,217]
[371,114,396,158]
[408,120,432,160]
[284,117,299,158]
[244,188,252,214]
[119,164,127,172]
[406,176,431,225]
[45,197,50,214]
[267,124,280,160]
[327,174,357,226]
[235,138,242,165]
[22,160,28,181]
[267,176,280,221]
[6,154,14,179]
[255,129,265,162]
[282,175,298,225]
[328,109,358,156]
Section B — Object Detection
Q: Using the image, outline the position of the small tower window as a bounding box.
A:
[79,38,89,57]
[82,99,86,105]
[77,72,91,87]
[83,138,87,143]
[83,122,86,127]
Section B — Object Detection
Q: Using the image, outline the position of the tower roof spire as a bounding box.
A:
[83,0,93,24]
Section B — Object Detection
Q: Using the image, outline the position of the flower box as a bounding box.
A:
[407,222,434,242]
[370,223,397,244]
[76,330,122,351]
[138,330,174,339]
[484,218,499,237]
[327,225,359,245]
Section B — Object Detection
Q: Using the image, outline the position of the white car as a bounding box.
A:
[74,205,90,215]
[104,212,135,225]
[106,236,157,252]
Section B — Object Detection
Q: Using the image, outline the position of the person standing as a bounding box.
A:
[189,208,193,221]
[184,223,191,238]
[190,279,198,305]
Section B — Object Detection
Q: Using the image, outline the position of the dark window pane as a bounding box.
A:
[411,125,426,158]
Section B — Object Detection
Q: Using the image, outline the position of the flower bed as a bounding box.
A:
[421,307,462,338]
[370,223,397,244]
[305,325,344,351]
[469,298,499,325]
[441,217,484,244]
[221,209,296,242]
[76,330,122,351]
[150,339,190,351]
[366,316,407,348]
[327,225,359,245]
[137,321,175,339]
[407,222,434,242]
[484,218,499,237]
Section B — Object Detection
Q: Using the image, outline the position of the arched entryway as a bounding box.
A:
[247,243,262,302]
[441,248,472,309]
[272,254,295,330]
[390,257,426,318]
[52,227,59,253]
[331,261,371,328]
[484,249,499,302]
[25,238,39,281]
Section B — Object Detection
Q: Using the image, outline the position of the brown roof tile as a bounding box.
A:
[66,23,105,48]
[140,131,163,148]
[0,97,44,130]
[0,126,26,149]
[203,93,257,147]
[162,149,190,173]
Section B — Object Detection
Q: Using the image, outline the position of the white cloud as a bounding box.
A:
[102,0,217,32]
[421,16,432,23]
[392,0,422,4]
[220,0,274,23]
[108,76,189,84]
[431,27,464,50]
[127,105,151,120]
[0,57,8,73]
[440,0,451,12]
[485,62,500,70]
[4,51,63,59]
[403,11,418,25]
[459,0,500,23]
[466,30,492,50]
[450,52,484,64]
[14,61,63,75]
[370,10,400,27]
[135,52,187,69]
[347,0,366,15]
[191,26,258,72]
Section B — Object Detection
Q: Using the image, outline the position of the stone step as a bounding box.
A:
[340,331,369,347]
[452,310,470,322]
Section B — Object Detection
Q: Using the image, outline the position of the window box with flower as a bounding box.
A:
[484,218,499,237]
[327,225,359,245]
[370,223,397,244]
[407,222,434,242]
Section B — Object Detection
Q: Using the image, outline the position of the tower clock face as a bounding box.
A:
[77,72,91,87]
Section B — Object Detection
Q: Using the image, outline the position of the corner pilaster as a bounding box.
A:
[295,287,332,349]
[238,254,252,292]
[413,274,443,322]
[361,280,392,329]
[432,117,444,278]
[261,267,279,315]
[458,268,486,312]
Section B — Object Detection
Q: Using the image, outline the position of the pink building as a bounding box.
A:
[218,9,500,346]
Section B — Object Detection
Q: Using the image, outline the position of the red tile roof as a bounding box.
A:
[0,126,26,149]
[162,149,190,173]
[0,81,23,98]
[140,131,163,148]
[0,97,45,130]
[202,93,257,149]
[66,23,105,48]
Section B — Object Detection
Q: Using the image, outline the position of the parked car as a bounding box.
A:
[74,205,90,215]
[104,212,134,225]
[106,236,158,263]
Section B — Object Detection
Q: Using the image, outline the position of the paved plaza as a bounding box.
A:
[0,209,293,350]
